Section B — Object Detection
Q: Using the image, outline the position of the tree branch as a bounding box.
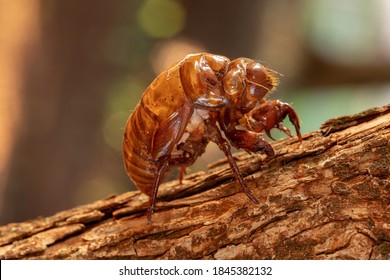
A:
[1,105,389,260]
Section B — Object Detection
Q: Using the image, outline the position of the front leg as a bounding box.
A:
[223,129,275,156]
[219,108,274,156]
[240,99,302,141]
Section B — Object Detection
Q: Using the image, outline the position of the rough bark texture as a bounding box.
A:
[0,105,389,260]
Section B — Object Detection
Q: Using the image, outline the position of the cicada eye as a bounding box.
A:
[246,62,278,99]
[246,62,267,83]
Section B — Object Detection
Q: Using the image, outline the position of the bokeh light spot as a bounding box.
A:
[150,37,205,74]
[137,0,186,38]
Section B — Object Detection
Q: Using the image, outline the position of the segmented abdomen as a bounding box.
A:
[123,102,159,196]
[123,64,189,195]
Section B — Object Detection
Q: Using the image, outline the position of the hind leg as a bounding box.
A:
[147,139,207,222]
[147,158,169,222]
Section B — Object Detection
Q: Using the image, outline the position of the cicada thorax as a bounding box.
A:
[179,53,230,109]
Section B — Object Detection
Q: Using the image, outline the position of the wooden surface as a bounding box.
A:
[0,104,389,260]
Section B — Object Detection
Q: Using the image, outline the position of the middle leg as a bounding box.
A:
[206,117,260,204]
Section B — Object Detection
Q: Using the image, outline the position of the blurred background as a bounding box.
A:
[0,0,389,224]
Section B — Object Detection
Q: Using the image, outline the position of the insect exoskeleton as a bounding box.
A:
[123,53,301,222]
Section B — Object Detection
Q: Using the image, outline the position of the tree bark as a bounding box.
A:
[0,105,389,260]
